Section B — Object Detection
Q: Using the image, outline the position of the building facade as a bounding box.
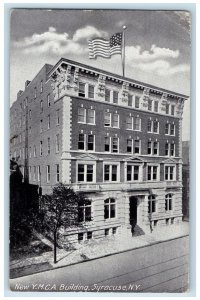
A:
[10,58,188,243]
[182,141,190,220]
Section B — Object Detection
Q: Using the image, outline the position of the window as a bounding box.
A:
[147,141,152,155]
[78,164,84,182]
[165,194,173,211]
[112,227,117,235]
[78,107,86,123]
[105,89,110,102]
[56,109,60,125]
[170,124,175,135]
[105,229,109,236]
[104,137,110,152]
[37,166,40,182]
[40,80,43,93]
[56,134,60,152]
[34,87,37,99]
[171,105,175,116]
[47,94,50,107]
[127,139,133,153]
[78,233,84,242]
[79,82,85,97]
[33,166,36,181]
[33,145,36,157]
[165,123,169,135]
[40,141,43,156]
[78,134,85,150]
[134,139,140,154]
[29,166,31,180]
[126,116,133,130]
[148,195,156,213]
[87,232,92,239]
[166,103,169,114]
[126,165,139,181]
[104,198,116,219]
[135,96,140,108]
[170,143,175,156]
[112,137,119,153]
[87,134,94,151]
[29,147,31,158]
[147,166,158,181]
[78,200,92,222]
[104,112,111,127]
[85,165,95,182]
[29,126,32,135]
[147,119,152,132]
[40,120,43,133]
[88,85,94,99]
[148,99,152,111]
[57,83,60,98]
[47,115,50,129]
[154,101,158,112]
[113,91,118,104]
[40,100,43,113]
[19,134,22,143]
[46,165,50,183]
[165,143,169,156]
[165,166,175,181]
[87,109,95,124]
[46,137,50,154]
[153,120,159,133]
[153,142,158,155]
[104,164,118,182]
[128,95,132,107]
[113,113,119,128]
[56,164,59,182]
[29,110,32,119]
[134,117,141,131]
[78,164,94,182]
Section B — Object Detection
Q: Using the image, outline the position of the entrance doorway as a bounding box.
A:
[129,196,138,231]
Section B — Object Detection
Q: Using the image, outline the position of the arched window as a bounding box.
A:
[104,198,116,219]
[148,195,156,213]
[165,194,173,211]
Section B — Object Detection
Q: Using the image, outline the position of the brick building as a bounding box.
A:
[10,58,188,243]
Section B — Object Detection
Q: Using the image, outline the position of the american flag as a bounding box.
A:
[88,33,122,59]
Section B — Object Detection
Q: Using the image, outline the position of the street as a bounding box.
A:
[10,236,189,293]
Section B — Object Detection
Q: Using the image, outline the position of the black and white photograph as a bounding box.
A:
[9,8,191,293]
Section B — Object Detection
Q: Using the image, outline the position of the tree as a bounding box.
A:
[41,183,86,264]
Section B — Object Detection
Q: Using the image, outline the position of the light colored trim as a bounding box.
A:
[54,91,183,119]
[69,150,181,160]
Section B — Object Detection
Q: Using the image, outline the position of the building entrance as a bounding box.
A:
[129,196,138,232]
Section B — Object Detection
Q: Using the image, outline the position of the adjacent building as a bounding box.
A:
[182,141,190,220]
[10,58,188,243]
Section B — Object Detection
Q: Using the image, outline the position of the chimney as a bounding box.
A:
[25,80,31,88]
[17,90,23,98]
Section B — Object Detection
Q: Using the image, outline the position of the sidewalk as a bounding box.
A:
[10,221,189,279]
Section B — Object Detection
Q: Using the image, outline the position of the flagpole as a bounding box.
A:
[122,25,127,77]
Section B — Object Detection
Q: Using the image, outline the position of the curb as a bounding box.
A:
[10,234,189,280]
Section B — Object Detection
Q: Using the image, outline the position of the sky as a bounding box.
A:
[10,9,191,140]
